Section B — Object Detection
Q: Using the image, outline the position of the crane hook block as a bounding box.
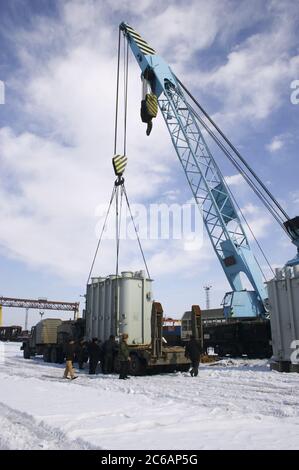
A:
[140,93,158,136]
[112,154,128,176]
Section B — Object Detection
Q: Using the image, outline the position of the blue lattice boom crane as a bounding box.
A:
[119,22,299,319]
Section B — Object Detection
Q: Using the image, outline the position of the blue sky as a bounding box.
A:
[0,0,298,327]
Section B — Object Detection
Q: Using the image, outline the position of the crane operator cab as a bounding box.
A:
[284,216,299,266]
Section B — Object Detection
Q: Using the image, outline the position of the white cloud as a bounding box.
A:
[149,238,214,277]
[241,203,272,240]
[0,0,297,291]
[162,189,181,201]
[189,1,299,126]
[0,3,178,282]
[266,136,284,153]
[291,191,299,205]
[139,0,269,67]
[224,174,244,186]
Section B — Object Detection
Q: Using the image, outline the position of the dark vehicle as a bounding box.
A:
[0,326,22,342]
[21,318,85,363]
[203,319,272,358]
[180,308,272,359]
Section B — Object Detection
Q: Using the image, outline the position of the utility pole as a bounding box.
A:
[25,308,29,331]
[203,285,212,310]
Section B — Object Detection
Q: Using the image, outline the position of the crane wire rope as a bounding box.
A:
[114,27,121,155]
[115,185,125,283]
[86,185,116,286]
[123,185,151,279]
[186,101,275,279]
[187,98,286,228]
[186,100,275,277]
[175,75,290,223]
[123,37,129,156]
[115,30,151,279]
[86,29,123,287]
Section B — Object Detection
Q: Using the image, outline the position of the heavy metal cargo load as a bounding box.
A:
[85,271,153,344]
[85,272,191,375]
[268,265,299,372]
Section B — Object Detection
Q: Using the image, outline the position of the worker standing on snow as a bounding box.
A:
[185,335,201,377]
[88,338,101,375]
[63,338,77,380]
[118,333,131,380]
[77,339,88,370]
[102,335,118,374]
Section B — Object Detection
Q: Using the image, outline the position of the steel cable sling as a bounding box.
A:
[114,31,151,279]
[87,29,151,291]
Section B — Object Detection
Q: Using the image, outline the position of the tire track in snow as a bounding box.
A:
[3,358,299,418]
[0,402,100,450]
[2,347,299,421]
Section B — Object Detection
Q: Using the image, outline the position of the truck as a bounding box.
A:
[21,318,85,363]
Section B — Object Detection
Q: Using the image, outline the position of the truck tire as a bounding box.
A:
[43,347,51,363]
[23,345,31,359]
[129,354,146,376]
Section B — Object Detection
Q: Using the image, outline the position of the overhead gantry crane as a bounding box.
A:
[0,296,79,329]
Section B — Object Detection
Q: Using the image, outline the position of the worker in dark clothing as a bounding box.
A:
[102,335,118,374]
[185,335,201,377]
[118,333,131,380]
[77,339,88,370]
[63,339,77,380]
[88,338,101,375]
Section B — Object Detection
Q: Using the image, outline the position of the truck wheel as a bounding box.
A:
[43,348,51,363]
[129,354,146,376]
[23,345,31,359]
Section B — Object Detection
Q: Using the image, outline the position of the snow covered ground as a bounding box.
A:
[0,342,298,450]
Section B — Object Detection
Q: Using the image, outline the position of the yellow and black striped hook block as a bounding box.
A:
[112,154,128,177]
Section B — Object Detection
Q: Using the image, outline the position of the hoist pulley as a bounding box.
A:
[140,76,158,136]
[112,154,127,185]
